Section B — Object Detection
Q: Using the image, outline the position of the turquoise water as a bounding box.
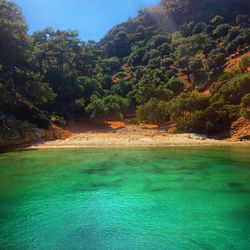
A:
[0,147,250,250]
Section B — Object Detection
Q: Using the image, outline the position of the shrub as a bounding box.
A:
[178,106,231,135]
[136,99,169,125]
[207,49,226,69]
[239,56,250,72]
[124,117,140,125]
[166,77,184,94]
[210,16,225,27]
[51,115,66,127]
[241,93,250,120]
[213,24,230,39]
[161,58,173,67]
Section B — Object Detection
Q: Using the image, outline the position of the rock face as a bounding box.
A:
[230,117,250,140]
[0,114,45,150]
[0,114,74,150]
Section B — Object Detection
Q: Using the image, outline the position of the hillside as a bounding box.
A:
[0,0,250,148]
[100,0,250,46]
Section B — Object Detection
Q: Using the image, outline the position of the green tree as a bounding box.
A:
[85,95,105,120]
[99,57,120,74]
[213,24,230,39]
[213,71,250,104]
[114,31,131,58]
[30,28,81,74]
[207,49,226,70]
[24,72,56,105]
[86,95,129,120]
[0,0,28,71]
[241,93,250,119]
[102,95,129,118]
[168,92,209,120]
[173,34,212,82]
[210,15,224,27]
[136,99,169,125]
[111,80,133,98]
[76,76,103,104]
[135,71,173,104]
[166,77,184,94]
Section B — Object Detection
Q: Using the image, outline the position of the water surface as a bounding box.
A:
[0,147,250,249]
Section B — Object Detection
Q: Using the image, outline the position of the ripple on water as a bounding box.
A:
[0,147,250,249]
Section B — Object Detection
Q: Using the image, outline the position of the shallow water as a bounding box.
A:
[0,147,250,250]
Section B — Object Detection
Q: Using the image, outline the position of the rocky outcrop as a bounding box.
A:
[0,114,74,151]
[230,117,250,140]
[166,121,177,133]
[0,114,45,150]
[44,124,72,141]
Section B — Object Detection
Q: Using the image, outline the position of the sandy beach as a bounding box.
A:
[26,122,250,149]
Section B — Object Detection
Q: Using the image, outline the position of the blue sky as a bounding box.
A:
[15,0,160,41]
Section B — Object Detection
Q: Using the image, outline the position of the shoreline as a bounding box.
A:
[24,143,250,150]
[24,126,250,150]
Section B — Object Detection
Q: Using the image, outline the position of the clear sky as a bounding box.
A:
[15,0,160,41]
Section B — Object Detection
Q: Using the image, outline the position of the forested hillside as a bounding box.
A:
[1,0,250,141]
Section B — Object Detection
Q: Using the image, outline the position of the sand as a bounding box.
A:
[26,124,250,149]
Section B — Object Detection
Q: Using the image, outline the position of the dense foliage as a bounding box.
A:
[0,0,250,135]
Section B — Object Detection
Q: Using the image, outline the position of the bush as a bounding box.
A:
[213,24,230,39]
[69,98,85,114]
[189,57,203,70]
[178,106,231,135]
[150,35,170,48]
[210,16,225,27]
[161,58,173,67]
[227,31,250,54]
[159,43,171,54]
[136,99,169,125]
[193,71,208,85]
[86,95,129,120]
[124,117,140,125]
[4,99,50,128]
[227,28,240,41]
[207,49,226,69]
[239,56,250,72]
[51,115,66,127]
[193,22,206,34]
[168,92,209,120]
[241,93,250,120]
[148,57,161,68]
[103,95,129,117]
[166,77,184,94]
[111,80,133,97]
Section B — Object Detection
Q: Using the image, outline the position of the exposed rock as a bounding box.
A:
[0,114,46,150]
[187,133,207,140]
[166,121,177,133]
[44,124,72,141]
[230,117,250,140]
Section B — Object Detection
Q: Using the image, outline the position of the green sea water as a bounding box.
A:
[0,147,250,250]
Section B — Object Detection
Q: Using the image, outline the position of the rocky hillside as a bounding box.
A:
[0,114,45,150]
[160,0,250,24]
[100,0,250,46]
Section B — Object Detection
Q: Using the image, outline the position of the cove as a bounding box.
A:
[0,147,250,249]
